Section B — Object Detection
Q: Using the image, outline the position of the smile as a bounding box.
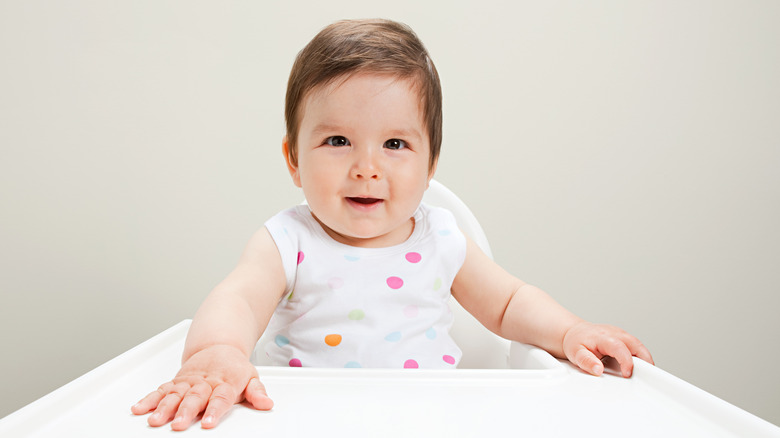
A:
[346,197,384,209]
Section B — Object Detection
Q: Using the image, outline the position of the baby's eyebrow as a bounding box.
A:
[386,128,423,140]
[311,123,344,135]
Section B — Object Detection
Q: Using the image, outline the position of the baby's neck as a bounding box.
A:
[311,214,415,248]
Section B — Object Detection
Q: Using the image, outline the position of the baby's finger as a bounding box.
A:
[615,332,655,369]
[132,380,179,415]
[131,387,168,415]
[201,383,239,429]
[572,346,604,376]
[244,377,274,411]
[632,341,654,365]
[599,337,635,378]
[148,382,190,427]
[171,382,212,431]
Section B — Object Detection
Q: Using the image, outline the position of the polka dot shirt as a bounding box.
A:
[263,203,466,369]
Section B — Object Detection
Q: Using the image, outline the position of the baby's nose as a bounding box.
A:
[350,149,382,180]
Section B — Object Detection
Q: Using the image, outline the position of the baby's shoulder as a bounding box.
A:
[263,204,324,252]
[418,203,461,234]
[416,203,466,258]
[265,204,316,230]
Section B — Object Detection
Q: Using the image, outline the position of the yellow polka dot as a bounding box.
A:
[324,334,342,347]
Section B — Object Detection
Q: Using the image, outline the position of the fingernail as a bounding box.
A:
[203,415,215,425]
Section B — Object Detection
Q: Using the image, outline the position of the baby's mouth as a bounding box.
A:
[347,197,383,206]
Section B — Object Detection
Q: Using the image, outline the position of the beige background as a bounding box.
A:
[1,0,778,426]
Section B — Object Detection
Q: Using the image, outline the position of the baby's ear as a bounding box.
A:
[282,136,302,188]
[426,158,438,188]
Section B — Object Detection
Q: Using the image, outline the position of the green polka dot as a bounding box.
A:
[433,278,442,291]
[348,309,365,320]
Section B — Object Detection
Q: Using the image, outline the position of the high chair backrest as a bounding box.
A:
[422,180,511,369]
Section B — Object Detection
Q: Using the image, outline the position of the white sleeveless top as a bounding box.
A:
[262,203,466,369]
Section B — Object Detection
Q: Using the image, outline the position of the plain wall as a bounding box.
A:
[1,0,778,426]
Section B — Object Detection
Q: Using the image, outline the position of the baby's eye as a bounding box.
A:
[325,136,351,147]
[384,139,408,150]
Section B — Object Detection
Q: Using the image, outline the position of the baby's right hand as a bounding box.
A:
[131,345,274,431]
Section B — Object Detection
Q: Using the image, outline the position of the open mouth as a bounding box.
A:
[347,197,383,206]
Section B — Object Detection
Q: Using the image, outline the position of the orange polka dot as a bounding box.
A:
[324,334,342,347]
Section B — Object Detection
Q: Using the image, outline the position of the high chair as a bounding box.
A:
[5,180,778,436]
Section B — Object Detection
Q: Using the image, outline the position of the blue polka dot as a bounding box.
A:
[275,335,290,347]
[385,331,402,342]
[344,361,362,368]
[425,328,437,340]
[438,229,452,236]
[344,255,360,262]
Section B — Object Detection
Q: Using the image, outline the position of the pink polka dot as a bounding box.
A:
[403,305,419,318]
[404,359,419,369]
[405,252,422,263]
[443,355,456,365]
[386,276,404,289]
[289,358,302,367]
[297,251,305,264]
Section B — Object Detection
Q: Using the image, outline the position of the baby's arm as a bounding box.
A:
[131,228,287,430]
[452,236,653,377]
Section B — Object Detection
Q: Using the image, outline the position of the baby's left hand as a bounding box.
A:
[562,322,654,378]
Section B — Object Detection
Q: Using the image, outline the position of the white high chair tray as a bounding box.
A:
[2,320,778,437]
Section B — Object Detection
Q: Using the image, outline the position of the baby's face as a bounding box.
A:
[286,73,434,248]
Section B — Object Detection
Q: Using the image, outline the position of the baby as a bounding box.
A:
[132,18,653,431]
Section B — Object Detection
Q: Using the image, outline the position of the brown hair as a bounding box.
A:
[284,19,442,171]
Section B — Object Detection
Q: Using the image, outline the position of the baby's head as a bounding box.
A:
[284,19,442,172]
